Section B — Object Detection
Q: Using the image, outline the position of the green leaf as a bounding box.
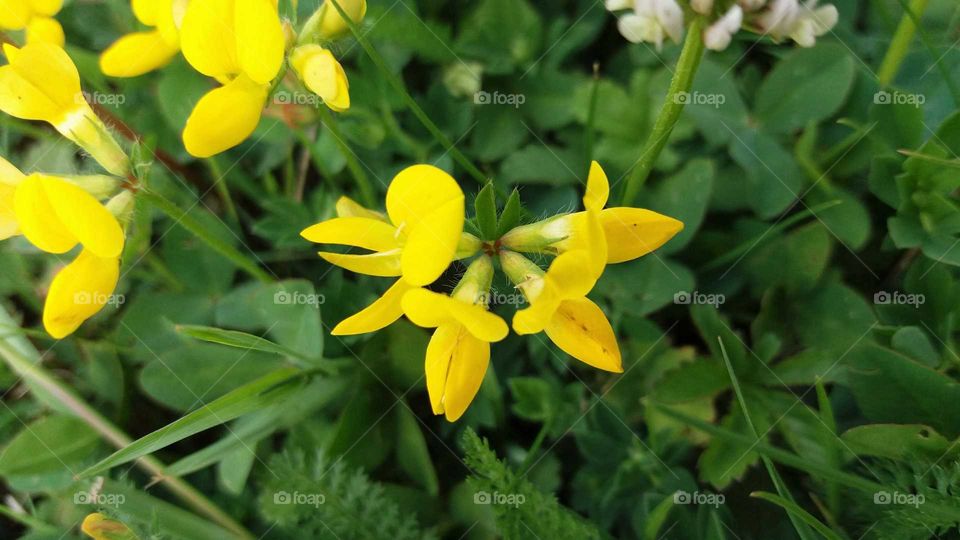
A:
[729,128,805,218]
[176,324,312,364]
[394,404,439,496]
[755,43,856,133]
[0,415,99,476]
[78,368,304,479]
[841,424,955,461]
[496,188,522,237]
[474,182,498,241]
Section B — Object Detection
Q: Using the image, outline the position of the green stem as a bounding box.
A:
[205,157,239,223]
[892,0,960,105]
[877,0,929,87]
[585,62,601,165]
[315,105,377,206]
[621,17,706,205]
[518,422,550,475]
[139,191,274,283]
[0,310,253,539]
[327,0,487,184]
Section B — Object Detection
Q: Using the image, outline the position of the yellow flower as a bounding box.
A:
[179,0,285,157]
[0,43,131,176]
[301,0,367,41]
[289,44,350,112]
[100,0,187,77]
[501,161,684,266]
[301,165,480,335]
[501,250,622,372]
[0,0,64,46]
[0,156,25,240]
[8,173,126,338]
[81,512,139,540]
[401,255,507,421]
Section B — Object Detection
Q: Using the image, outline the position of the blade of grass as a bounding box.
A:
[77,368,305,479]
[718,337,817,540]
[327,0,487,185]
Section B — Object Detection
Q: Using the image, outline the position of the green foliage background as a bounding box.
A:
[2,0,960,538]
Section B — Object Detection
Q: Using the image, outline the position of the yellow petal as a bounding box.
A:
[0,181,18,240]
[545,297,622,372]
[0,1,30,29]
[385,164,463,230]
[401,196,464,286]
[43,250,120,339]
[180,0,238,79]
[583,160,609,211]
[234,0,283,84]
[25,17,64,46]
[290,45,350,112]
[14,174,76,254]
[546,250,595,299]
[100,31,180,77]
[335,195,386,220]
[332,278,414,335]
[300,216,399,252]
[442,328,489,422]
[402,288,507,342]
[600,207,684,264]
[182,74,267,157]
[81,512,136,540]
[132,0,159,25]
[318,249,402,277]
[14,175,124,256]
[0,155,24,185]
[424,323,457,415]
[40,176,124,259]
[513,284,560,335]
[0,43,82,124]
[28,0,63,17]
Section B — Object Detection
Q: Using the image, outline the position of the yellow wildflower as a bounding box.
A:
[289,44,351,112]
[301,165,480,335]
[501,161,683,266]
[179,0,285,157]
[0,43,131,176]
[0,0,65,46]
[100,0,187,77]
[300,0,367,41]
[401,255,507,421]
[81,512,139,540]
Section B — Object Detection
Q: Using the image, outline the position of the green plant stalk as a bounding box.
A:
[205,157,239,223]
[315,105,377,206]
[0,504,56,532]
[327,0,487,185]
[893,0,960,105]
[139,191,274,283]
[621,17,706,205]
[0,317,253,539]
[877,0,929,87]
[585,63,601,165]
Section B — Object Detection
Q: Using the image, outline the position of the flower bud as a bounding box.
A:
[300,0,367,42]
[289,45,351,112]
[452,255,495,305]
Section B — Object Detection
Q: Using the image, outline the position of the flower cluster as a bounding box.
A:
[99,0,366,157]
[302,163,683,421]
[0,43,135,338]
[606,0,838,51]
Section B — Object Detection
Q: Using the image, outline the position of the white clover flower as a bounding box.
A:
[756,0,838,47]
[703,5,744,51]
[691,0,714,15]
[607,0,685,50]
